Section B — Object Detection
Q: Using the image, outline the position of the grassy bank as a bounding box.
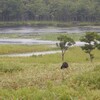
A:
[0,47,100,99]
[0,33,84,41]
[0,21,100,27]
[0,44,58,54]
[39,33,84,41]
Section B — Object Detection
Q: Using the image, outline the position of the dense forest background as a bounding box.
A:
[0,0,100,22]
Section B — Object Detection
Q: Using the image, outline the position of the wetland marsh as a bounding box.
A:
[0,26,100,100]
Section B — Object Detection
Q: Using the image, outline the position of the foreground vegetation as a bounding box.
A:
[0,47,100,99]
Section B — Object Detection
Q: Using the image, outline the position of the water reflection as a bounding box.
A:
[0,39,57,44]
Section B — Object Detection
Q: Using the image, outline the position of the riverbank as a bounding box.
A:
[0,44,58,55]
[0,50,61,57]
[0,21,100,27]
[0,42,85,56]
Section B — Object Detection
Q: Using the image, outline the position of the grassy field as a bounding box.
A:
[0,33,84,41]
[0,21,100,27]
[0,47,100,99]
[40,33,85,41]
[0,33,85,55]
[0,44,58,54]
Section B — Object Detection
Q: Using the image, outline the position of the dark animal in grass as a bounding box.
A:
[61,62,69,69]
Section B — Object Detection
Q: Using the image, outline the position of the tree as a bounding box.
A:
[56,35,75,61]
[95,35,100,49]
[0,0,100,22]
[0,0,23,21]
[80,32,100,62]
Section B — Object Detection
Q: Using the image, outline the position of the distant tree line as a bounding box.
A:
[0,0,100,22]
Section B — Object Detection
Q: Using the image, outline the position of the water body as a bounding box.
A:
[1,50,61,57]
[0,26,99,57]
[0,38,86,45]
[0,39,57,45]
[0,26,99,44]
[0,26,100,34]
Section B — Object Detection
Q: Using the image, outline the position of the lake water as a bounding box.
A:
[0,26,99,45]
[1,26,99,56]
[1,50,61,57]
[0,26,99,56]
[0,26,100,34]
[0,38,57,44]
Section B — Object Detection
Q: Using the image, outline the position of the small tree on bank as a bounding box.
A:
[80,32,100,62]
[96,35,100,49]
[56,35,75,61]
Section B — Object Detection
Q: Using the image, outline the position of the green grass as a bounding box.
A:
[0,33,84,42]
[75,65,100,89]
[0,21,70,27]
[38,33,84,41]
[0,62,23,73]
[0,21,100,27]
[0,47,100,99]
[0,44,58,54]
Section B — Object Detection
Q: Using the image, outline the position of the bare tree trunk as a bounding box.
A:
[89,52,94,62]
[89,53,92,62]
[62,50,64,62]
[62,50,66,62]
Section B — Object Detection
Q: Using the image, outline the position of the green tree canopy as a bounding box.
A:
[80,32,100,62]
[57,35,75,61]
[0,0,100,22]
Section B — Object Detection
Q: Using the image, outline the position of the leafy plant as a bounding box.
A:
[56,35,75,61]
[80,32,100,62]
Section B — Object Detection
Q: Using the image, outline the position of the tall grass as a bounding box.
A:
[0,47,100,99]
[75,65,100,89]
